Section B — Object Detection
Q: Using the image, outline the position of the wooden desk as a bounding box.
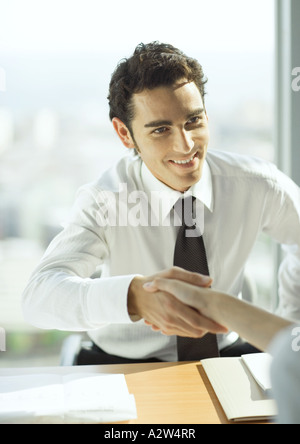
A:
[0,362,263,424]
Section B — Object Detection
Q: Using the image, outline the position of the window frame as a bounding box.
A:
[273,0,300,309]
[275,0,300,186]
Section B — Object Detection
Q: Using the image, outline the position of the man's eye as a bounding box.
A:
[153,127,168,134]
[187,116,200,125]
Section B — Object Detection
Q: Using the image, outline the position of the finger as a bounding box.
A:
[144,278,206,306]
[145,315,226,336]
[144,320,193,336]
[153,318,207,337]
[149,321,209,338]
[143,268,213,293]
[144,320,160,331]
[142,281,159,293]
[143,276,212,296]
[146,302,227,336]
[144,306,209,337]
[161,267,213,287]
[161,329,207,337]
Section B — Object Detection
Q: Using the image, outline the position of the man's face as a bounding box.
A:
[131,80,210,192]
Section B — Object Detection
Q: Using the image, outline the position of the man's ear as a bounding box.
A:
[112,117,136,149]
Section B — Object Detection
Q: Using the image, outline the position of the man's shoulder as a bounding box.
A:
[72,155,143,210]
[86,154,142,193]
[206,149,278,181]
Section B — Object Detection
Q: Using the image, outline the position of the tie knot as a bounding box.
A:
[174,196,196,228]
[173,196,205,237]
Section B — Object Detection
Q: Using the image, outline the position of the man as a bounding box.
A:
[22,42,300,364]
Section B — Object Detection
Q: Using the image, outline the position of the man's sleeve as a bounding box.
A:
[22,185,137,330]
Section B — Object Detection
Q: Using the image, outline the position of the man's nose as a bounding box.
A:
[173,130,194,153]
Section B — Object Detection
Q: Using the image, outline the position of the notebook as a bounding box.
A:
[201,353,277,422]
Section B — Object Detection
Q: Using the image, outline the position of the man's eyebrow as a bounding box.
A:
[144,119,173,128]
[186,108,205,119]
[144,108,205,128]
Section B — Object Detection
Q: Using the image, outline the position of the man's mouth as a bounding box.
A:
[169,152,198,166]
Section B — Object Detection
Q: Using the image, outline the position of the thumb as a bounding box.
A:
[143,281,157,292]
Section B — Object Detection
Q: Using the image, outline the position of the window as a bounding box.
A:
[0,0,275,366]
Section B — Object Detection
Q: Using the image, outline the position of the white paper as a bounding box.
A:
[241,353,273,391]
[0,373,137,423]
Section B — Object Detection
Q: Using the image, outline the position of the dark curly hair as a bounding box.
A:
[108,42,208,135]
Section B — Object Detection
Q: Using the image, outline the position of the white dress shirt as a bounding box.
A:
[22,150,300,361]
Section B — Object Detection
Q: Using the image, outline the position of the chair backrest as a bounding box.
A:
[242,272,257,304]
[60,334,83,366]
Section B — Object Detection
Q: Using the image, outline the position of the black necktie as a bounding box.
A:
[173,196,219,361]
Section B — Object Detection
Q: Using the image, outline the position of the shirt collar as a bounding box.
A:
[141,159,214,223]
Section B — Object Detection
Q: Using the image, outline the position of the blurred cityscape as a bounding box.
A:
[0,50,275,366]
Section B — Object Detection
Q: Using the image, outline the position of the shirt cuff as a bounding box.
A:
[86,275,139,326]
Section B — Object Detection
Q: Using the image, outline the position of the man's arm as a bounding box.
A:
[22,183,227,335]
[22,186,137,331]
[143,268,292,351]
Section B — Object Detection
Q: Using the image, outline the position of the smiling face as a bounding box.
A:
[112,80,210,192]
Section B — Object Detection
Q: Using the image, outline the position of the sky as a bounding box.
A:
[0,0,274,55]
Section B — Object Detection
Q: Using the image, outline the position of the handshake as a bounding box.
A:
[128,266,228,339]
[128,267,292,352]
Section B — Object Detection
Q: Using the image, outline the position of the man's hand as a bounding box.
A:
[128,267,227,338]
